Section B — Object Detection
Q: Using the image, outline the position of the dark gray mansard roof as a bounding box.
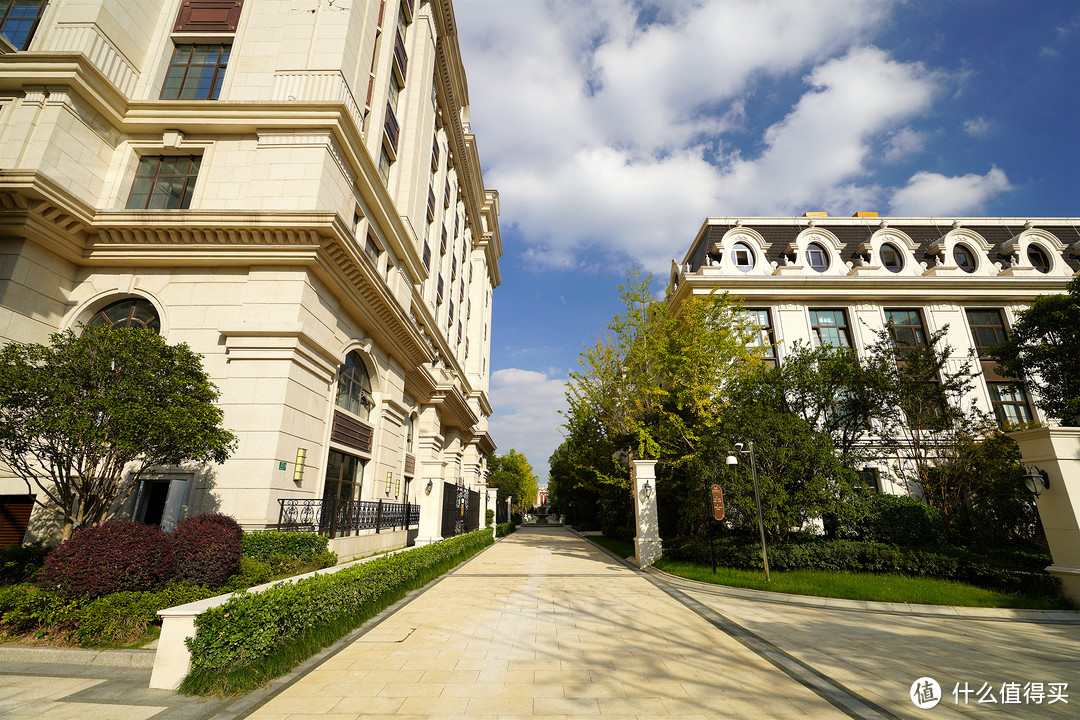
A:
[684,220,1080,274]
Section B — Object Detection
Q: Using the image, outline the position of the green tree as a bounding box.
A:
[565,267,758,478]
[865,324,993,528]
[563,268,760,536]
[486,449,539,512]
[990,276,1080,426]
[0,324,237,540]
[717,363,862,540]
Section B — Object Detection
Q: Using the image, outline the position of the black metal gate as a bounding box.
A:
[441,482,467,537]
[441,483,482,537]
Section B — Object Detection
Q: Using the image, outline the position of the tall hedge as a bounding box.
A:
[182,529,493,695]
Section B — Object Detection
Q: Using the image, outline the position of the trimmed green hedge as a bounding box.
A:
[181,529,493,696]
[496,521,517,537]
[242,530,331,560]
[0,582,214,646]
[663,537,1058,595]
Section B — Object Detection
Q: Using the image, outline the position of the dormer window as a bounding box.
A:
[732,242,755,272]
[1027,244,1050,273]
[880,243,903,272]
[806,243,830,272]
[953,244,976,273]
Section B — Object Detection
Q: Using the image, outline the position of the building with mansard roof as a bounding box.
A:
[669,213,1079,495]
[0,0,499,555]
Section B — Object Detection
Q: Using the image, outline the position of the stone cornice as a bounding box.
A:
[1,173,437,370]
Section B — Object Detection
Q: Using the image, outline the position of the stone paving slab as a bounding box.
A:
[668,577,1079,719]
[244,527,857,719]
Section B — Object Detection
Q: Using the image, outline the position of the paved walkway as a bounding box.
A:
[2,526,1077,719]
[237,526,1080,719]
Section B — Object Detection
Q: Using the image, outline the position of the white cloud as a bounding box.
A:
[712,47,940,214]
[487,368,568,480]
[883,127,926,163]
[453,1,1011,271]
[963,117,991,136]
[888,167,1012,216]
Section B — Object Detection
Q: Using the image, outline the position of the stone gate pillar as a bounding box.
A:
[631,459,662,568]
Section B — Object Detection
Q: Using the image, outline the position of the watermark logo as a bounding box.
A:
[911,677,942,709]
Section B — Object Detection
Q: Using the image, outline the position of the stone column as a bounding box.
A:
[1009,426,1080,605]
[631,459,662,568]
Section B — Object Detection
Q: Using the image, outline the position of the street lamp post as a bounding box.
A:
[726,440,770,583]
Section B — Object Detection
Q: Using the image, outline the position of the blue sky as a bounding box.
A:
[451,0,1080,480]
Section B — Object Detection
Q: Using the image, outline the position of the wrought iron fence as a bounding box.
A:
[278,498,420,538]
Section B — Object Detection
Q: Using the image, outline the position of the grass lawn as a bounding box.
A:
[653,559,1074,610]
[587,535,635,559]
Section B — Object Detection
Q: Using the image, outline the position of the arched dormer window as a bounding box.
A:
[784,228,847,276]
[1000,228,1071,277]
[855,228,923,277]
[927,228,996,277]
[86,298,161,332]
[335,351,374,420]
[710,227,774,275]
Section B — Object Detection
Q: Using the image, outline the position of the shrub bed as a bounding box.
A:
[181,529,494,696]
[36,521,177,598]
[242,530,330,560]
[0,542,50,585]
[663,536,1058,595]
[496,521,517,537]
[173,514,243,588]
[0,582,214,646]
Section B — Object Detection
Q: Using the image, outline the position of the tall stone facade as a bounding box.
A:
[0,0,500,546]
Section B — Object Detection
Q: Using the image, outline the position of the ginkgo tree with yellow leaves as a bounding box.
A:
[560,268,761,534]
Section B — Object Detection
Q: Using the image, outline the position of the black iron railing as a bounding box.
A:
[278,498,420,538]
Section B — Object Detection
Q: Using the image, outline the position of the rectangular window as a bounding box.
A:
[0,0,45,50]
[126,155,201,209]
[809,309,851,348]
[885,308,927,349]
[422,241,431,270]
[745,308,777,366]
[436,274,444,303]
[161,44,230,100]
[378,148,391,182]
[965,309,1008,357]
[858,467,880,494]
[988,383,1033,427]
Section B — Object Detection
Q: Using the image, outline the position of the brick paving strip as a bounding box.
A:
[242,526,894,719]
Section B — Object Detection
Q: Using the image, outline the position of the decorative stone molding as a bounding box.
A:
[703,227,776,276]
[781,227,851,277]
[47,23,139,97]
[999,228,1073,277]
[272,71,364,137]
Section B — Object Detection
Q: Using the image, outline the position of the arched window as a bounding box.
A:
[880,243,903,272]
[806,243,830,272]
[953,244,976,273]
[335,351,373,419]
[1027,244,1050,273]
[732,242,755,271]
[87,298,161,332]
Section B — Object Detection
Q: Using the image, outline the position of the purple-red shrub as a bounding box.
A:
[37,521,177,598]
[172,514,242,588]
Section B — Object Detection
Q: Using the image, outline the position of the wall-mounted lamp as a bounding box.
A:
[386,471,393,496]
[293,448,307,483]
[640,480,652,501]
[425,479,433,494]
[1023,465,1050,497]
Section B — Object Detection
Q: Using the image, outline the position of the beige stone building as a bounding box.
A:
[669,213,1079,494]
[0,0,500,555]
